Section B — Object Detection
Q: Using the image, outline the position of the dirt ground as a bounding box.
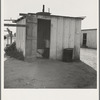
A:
[80,48,97,70]
[4,49,97,88]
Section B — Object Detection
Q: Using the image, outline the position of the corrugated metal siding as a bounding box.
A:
[16,18,26,56]
[81,30,97,48]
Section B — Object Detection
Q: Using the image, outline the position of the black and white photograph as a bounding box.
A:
[3,0,98,90]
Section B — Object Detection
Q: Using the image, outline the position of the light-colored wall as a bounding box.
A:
[16,18,26,56]
[50,17,81,60]
[16,15,82,61]
[81,29,97,48]
[74,19,81,60]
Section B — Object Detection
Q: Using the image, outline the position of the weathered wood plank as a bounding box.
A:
[26,40,32,56]
[32,17,37,57]
[74,19,81,60]
[4,23,26,27]
[21,26,26,56]
[68,19,76,59]
[25,15,37,60]
[56,17,63,60]
[63,18,70,48]
[50,17,57,59]
[16,18,26,56]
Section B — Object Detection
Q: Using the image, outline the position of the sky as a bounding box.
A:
[4,0,98,34]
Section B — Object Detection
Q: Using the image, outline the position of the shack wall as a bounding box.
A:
[16,18,26,56]
[81,29,97,48]
[74,19,81,59]
[50,17,81,60]
[16,15,82,61]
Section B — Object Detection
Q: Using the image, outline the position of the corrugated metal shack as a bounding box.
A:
[81,29,97,49]
[15,9,85,62]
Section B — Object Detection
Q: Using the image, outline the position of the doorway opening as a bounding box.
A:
[82,33,87,47]
[37,19,51,58]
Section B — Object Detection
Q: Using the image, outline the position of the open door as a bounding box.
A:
[37,19,51,58]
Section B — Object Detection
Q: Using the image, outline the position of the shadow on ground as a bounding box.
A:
[4,57,97,89]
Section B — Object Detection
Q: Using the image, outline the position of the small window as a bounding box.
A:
[83,33,87,46]
[83,33,87,40]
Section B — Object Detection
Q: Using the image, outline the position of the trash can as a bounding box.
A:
[62,48,73,62]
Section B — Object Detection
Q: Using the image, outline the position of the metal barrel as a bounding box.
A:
[62,48,73,62]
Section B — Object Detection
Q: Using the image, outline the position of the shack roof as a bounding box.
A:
[14,12,85,23]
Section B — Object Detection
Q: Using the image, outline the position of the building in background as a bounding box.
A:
[4,34,16,48]
[80,29,97,49]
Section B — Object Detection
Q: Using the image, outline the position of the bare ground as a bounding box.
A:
[80,48,97,70]
[4,55,97,88]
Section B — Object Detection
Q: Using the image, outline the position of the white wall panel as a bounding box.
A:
[50,17,58,59]
[16,18,26,56]
[56,17,64,60]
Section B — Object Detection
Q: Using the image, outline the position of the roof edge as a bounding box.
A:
[15,13,86,22]
[82,28,97,31]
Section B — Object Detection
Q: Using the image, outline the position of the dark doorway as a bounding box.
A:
[37,19,51,58]
[83,33,87,46]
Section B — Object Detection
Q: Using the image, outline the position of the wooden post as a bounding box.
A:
[4,23,26,27]
[25,15,37,62]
